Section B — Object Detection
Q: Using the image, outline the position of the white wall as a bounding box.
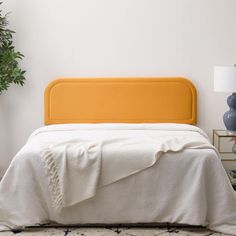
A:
[0,0,236,177]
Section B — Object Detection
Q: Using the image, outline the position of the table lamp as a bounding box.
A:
[214,65,236,132]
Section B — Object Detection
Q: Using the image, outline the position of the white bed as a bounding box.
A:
[0,78,236,235]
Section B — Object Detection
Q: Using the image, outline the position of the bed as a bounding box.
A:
[0,77,236,234]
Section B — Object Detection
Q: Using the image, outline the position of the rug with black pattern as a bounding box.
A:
[1,225,231,236]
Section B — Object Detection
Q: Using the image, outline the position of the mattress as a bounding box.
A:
[0,123,235,235]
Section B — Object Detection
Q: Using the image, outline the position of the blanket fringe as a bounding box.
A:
[41,147,63,212]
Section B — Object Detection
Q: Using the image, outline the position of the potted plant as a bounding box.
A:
[0,2,25,94]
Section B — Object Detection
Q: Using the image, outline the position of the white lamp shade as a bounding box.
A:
[214,66,236,92]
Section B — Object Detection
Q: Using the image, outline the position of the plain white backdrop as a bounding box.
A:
[0,0,236,177]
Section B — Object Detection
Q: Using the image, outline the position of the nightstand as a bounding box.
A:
[213,129,236,189]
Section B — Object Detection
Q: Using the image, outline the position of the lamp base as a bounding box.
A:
[223,93,236,132]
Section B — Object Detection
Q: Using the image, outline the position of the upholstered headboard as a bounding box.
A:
[44,78,197,125]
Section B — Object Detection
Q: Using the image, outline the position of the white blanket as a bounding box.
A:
[0,123,236,235]
[40,124,215,212]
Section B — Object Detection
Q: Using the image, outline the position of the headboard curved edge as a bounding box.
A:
[44,77,197,125]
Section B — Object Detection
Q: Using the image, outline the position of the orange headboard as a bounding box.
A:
[44,78,197,125]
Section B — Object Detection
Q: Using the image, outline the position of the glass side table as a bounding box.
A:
[213,129,236,189]
[213,130,236,160]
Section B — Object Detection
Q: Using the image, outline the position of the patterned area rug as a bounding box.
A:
[0,225,231,236]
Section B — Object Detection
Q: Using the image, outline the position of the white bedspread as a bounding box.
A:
[0,123,236,235]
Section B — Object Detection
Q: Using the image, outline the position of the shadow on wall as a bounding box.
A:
[0,95,15,177]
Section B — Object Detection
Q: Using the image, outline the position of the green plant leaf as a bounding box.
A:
[0,2,25,94]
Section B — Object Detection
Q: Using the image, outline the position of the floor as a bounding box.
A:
[0,225,231,236]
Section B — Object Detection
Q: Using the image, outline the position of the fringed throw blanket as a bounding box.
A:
[40,127,215,212]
